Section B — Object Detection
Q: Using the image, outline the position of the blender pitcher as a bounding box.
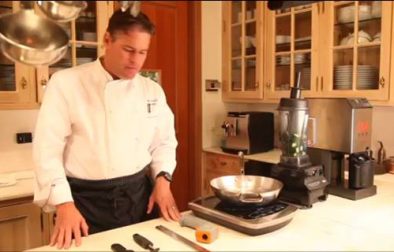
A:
[278,72,311,167]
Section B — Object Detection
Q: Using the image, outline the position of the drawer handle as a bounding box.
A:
[20,77,27,89]
[219,161,227,166]
[379,76,385,88]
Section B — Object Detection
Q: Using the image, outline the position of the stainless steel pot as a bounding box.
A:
[37,1,88,22]
[210,175,283,206]
[0,10,69,66]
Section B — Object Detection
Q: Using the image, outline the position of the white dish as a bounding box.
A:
[371,1,381,18]
[294,36,311,42]
[276,35,291,44]
[82,32,97,41]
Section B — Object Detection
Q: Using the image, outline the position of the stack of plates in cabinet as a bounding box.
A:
[334,65,352,90]
[357,65,378,90]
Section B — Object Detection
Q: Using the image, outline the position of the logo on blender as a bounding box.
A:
[357,121,369,134]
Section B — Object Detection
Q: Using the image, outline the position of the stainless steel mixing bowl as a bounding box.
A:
[37,1,88,22]
[0,10,69,66]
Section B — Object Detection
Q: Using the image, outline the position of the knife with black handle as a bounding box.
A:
[133,233,160,252]
[111,243,134,252]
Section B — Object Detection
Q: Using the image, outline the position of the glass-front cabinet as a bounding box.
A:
[36,1,110,103]
[222,1,263,100]
[0,1,36,107]
[265,2,319,100]
[319,1,391,100]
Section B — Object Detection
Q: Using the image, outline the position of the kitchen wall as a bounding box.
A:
[201,2,394,159]
[0,110,38,173]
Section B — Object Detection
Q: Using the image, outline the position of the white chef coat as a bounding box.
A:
[33,59,178,211]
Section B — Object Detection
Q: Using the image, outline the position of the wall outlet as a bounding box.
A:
[205,79,220,91]
[16,132,33,144]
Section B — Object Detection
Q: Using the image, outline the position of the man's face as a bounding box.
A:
[103,29,151,79]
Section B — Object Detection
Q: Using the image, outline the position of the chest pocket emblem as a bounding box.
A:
[146,99,158,115]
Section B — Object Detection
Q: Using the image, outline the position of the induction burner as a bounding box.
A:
[188,196,298,236]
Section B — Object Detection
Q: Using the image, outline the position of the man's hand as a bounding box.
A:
[50,202,89,249]
[147,177,181,221]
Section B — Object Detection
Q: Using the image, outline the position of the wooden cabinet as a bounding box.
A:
[41,211,56,245]
[203,151,241,196]
[222,1,265,100]
[224,1,394,104]
[0,2,37,109]
[318,1,391,101]
[0,198,43,251]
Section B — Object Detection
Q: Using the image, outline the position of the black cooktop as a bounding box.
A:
[188,196,298,236]
[199,197,288,220]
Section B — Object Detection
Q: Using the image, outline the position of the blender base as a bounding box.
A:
[272,163,329,208]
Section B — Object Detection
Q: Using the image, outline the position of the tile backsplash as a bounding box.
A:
[0,110,38,173]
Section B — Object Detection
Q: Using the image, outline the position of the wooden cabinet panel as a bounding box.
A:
[203,152,241,196]
[0,202,43,251]
[41,211,56,246]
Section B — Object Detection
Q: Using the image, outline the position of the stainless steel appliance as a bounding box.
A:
[271,77,328,207]
[307,98,376,200]
[221,112,274,154]
[188,196,297,236]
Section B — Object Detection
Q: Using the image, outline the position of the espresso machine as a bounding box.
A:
[271,76,328,208]
[307,98,376,200]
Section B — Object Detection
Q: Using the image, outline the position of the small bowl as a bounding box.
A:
[358,30,372,40]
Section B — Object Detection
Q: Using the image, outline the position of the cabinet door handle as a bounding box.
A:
[322,2,325,13]
[317,3,320,14]
[379,76,385,88]
[41,79,48,87]
[266,82,271,88]
[20,77,27,89]
[320,76,323,91]
[255,81,259,88]
[315,77,319,91]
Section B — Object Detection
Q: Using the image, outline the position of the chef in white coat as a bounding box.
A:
[33,9,180,249]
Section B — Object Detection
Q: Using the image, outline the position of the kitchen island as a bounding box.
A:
[29,174,394,251]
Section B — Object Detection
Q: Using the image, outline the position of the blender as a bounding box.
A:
[271,73,328,208]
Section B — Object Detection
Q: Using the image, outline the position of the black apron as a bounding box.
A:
[67,167,158,234]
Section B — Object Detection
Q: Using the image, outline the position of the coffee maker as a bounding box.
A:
[271,75,328,208]
[221,112,274,154]
[307,98,376,200]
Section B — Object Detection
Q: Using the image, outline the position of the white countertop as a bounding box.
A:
[204,147,281,164]
[29,174,394,251]
[0,170,34,201]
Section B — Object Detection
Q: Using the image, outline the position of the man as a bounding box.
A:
[33,9,181,249]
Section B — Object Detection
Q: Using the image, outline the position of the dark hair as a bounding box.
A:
[106,8,155,36]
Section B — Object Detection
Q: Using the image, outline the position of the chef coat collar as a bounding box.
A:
[95,57,139,86]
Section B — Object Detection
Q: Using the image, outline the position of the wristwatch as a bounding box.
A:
[156,171,172,182]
